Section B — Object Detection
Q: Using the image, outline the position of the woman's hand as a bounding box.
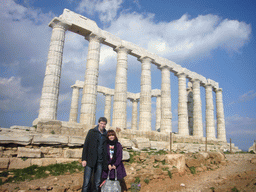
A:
[82,161,87,167]
[108,164,112,170]
[112,165,116,169]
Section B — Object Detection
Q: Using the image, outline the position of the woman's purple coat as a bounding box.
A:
[102,142,127,180]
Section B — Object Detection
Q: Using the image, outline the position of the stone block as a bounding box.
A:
[150,141,169,150]
[132,138,150,149]
[9,158,31,169]
[186,158,202,168]
[37,120,62,134]
[165,154,186,174]
[0,133,32,145]
[31,159,43,166]
[17,147,41,158]
[63,149,82,158]
[44,148,63,158]
[42,158,57,166]
[0,158,10,169]
[122,150,130,161]
[68,136,84,146]
[33,134,68,145]
[119,138,134,149]
[208,152,225,162]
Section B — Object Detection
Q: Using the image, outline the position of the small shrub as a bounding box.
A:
[162,167,169,171]
[210,187,215,191]
[51,130,55,134]
[130,183,141,192]
[189,166,196,174]
[167,170,172,179]
[134,177,140,184]
[144,178,149,184]
[231,187,239,192]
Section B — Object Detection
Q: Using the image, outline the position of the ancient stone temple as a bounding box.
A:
[33,9,226,142]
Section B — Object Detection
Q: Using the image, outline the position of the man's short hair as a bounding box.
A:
[98,117,107,124]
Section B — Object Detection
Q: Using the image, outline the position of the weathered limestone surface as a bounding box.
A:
[132,137,150,149]
[0,158,9,169]
[112,47,130,129]
[165,154,186,174]
[0,133,32,145]
[33,135,68,145]
[63,149,82,158]
[150,141,169,150]
[17,147,41,158]
[80,34,103,125]
[9,158,32,169]
[139,57,152,131]
[36,18,71,124]
[69,85,80,122]
[68,136,84,146]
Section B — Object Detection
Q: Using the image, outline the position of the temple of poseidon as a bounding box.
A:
[0,9,243,169]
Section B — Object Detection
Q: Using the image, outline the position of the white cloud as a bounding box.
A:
[76,0,123,23]
[228,90,256,105]
[105,12,251,62]
[226,114,256,135]
[0,77,39,112]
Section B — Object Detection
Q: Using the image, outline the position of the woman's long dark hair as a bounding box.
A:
[107,130,118,165]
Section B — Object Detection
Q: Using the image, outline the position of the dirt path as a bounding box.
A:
[141,154,256,192]
[0,153,256,192]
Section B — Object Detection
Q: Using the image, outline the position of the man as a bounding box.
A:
[82,117,108,192]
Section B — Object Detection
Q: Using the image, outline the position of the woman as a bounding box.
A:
[101,130,127,189]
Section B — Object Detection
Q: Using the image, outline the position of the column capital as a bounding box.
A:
[49,18,71,31]
[85,33,105,42]
[175,72,187,77]
[114,46,131,54]
[71,85,82,89]
[215,88,223,92]
[158,65,172,70]
[190,78,201,83]
[138,56,153,63]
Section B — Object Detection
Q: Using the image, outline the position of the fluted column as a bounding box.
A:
[155,95,161,131]
[69,86,81,122]
[139,57,152,131]
[177,72,189,136]
[80,34,104,125]
[192,79,203,138]
[205,84,216,140]
[215,88,226,142]
[37,18,71,123]
[159,66,172,133]
[104,94,112,130]
[187,82,193,135]
[112,47,131,129]
[131,99,139,130]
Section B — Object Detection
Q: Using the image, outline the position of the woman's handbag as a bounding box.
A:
[101,169,121,192]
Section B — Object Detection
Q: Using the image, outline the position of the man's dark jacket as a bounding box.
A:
[82,126,108,170]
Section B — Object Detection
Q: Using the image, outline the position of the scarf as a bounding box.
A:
[107,139,118,165]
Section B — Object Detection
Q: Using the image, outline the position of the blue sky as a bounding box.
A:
[0,0,255,151]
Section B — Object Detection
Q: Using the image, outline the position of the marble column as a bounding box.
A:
[104,94,112,130]
[187,82,193,135]
[37,18,71,122]
[192,79,203,138]
[205,84,216,140]
[139,57,152,131]
[69,85,80,122]
[159,66,172,133]
[112,47,131,129]
[215,88,226,142]
[155,95,161,132]
[177,72,189,136]
[131,99,139,130]
[80,34,104,125]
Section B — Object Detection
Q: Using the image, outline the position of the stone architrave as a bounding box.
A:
[131,99,139,130]
[112,47,131,129]
[215,88,226,142]
[36,18,71,123]
[80,34,104,126]
[192,79,203,138]
[139,57,152,131]
[159,66,172,133]
[177,72,189,136]
[69,85,81,122]
[104,93,112,129]
[187,82,193,135]
[155,95,161,131]
[205,84,216,140]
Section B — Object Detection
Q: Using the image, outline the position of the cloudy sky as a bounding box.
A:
[0,0,255,151]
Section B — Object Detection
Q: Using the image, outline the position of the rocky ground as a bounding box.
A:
[0,153,255,192]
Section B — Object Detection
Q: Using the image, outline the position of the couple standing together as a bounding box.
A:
[81,117,127,192]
